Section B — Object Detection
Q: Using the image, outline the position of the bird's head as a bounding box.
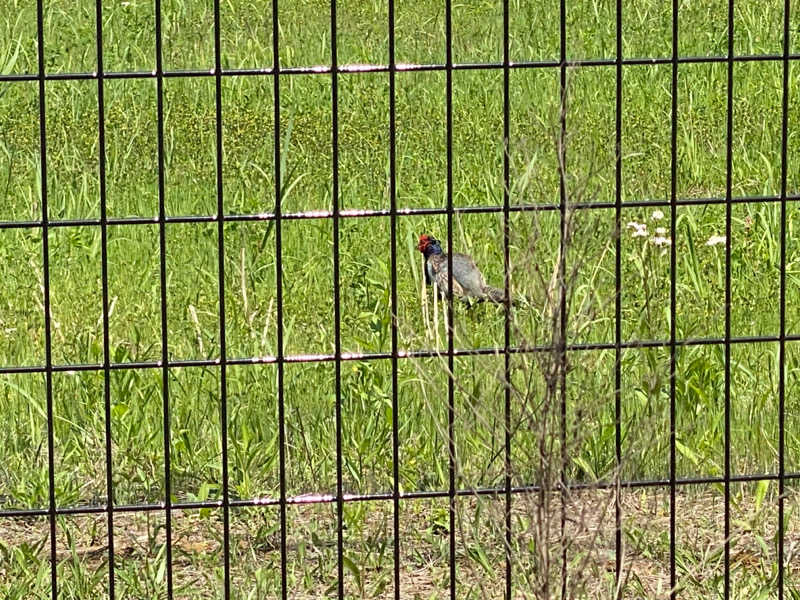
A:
[417,234,442,257]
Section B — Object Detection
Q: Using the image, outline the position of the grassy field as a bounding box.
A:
[3,0,800,597]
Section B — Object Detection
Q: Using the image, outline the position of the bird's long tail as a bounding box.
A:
[482,285,517,306]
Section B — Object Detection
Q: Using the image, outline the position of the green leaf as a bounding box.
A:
[112,403,129,419]
[1,38,20,76]
[754,479,769,512]
[571,455,597,480]
[197,481,211,502]
[342,555,362,591]
[467,544,492,574]
[675,439,700,468]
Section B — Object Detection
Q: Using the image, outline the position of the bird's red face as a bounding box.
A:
[418,234,443,258]
[417,233,441,254]
[417,234,435,253]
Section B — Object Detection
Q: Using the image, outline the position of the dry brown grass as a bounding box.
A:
[4,484,799,598]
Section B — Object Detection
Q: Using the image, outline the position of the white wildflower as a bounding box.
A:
[651,210,664,221]
[655,227,667,235]
[650,236,672,247]
[706,235,726,246]
[627,221,648,237]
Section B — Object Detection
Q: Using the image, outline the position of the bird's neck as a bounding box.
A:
[424,244,443,258]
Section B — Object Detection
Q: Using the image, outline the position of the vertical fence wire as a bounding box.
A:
[154,0,175,595]
[329,2,345,597]
[613,0,623,593]
[778,0,791,597]
[502,0,513,598]
[272,2,289,599]
[723,0,735,596]
[444,0,457,596]
[212,0,232,595]
[387,0,401,598]
[669,0,679,595]
[93,0,116,596]
[34,0,57,597]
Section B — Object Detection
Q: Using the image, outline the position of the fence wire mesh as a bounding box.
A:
[0,0,798,598]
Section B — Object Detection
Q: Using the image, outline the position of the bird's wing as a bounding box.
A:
[424,258,434,285]
[428,253,466,297]
[450,253,486,297]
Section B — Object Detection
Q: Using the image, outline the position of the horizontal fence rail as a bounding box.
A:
[3,470,800,520]
[3,52,800,83]
[1,193,800,231]
[0,334,799,375]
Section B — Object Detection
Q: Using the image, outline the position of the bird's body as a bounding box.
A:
[417,234,511,305]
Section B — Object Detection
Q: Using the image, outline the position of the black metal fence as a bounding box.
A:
[1,0,798,598]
